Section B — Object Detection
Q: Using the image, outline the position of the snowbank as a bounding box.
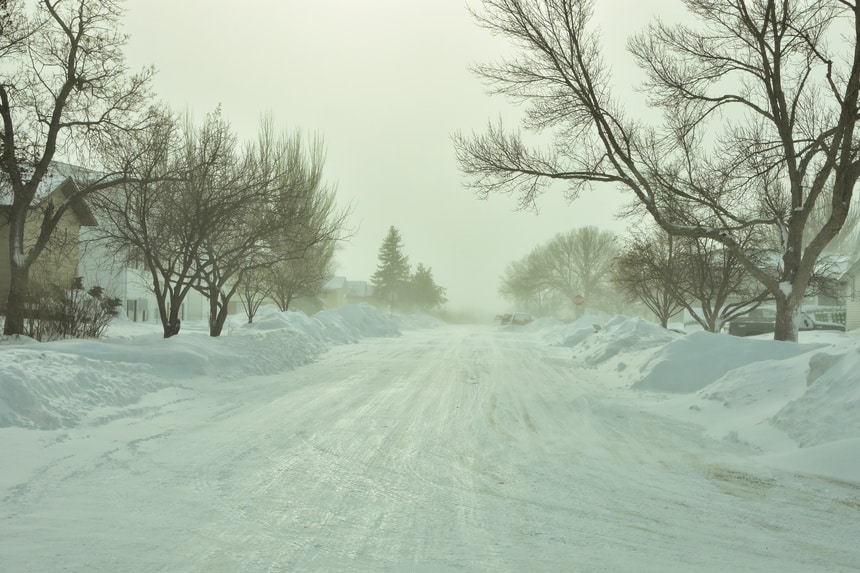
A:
[554,315,860,482]
[0,304,402,430]
[3,306,858,483]
[634,330,823,393]
[566,316,680,375]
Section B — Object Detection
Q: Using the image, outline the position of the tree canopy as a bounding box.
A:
[1,0,154,335]
[456,0,860,341]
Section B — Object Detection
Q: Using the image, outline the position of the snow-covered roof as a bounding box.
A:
[0,161,111,228]
[0,176,97,227]
[322,276,347,291]
[0,161,103,205]
[347,280,374,297]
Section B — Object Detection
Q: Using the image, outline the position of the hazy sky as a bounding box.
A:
[120,0,674,314]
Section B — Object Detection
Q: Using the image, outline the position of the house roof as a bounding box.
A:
[0,163,99,227]
[322,276,347,291]
[0,177,97,227]
[841,255,860,281]
[54,177,97,226]
[347,281,374,297]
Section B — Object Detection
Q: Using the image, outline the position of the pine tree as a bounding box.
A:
[371,226,411,310]
[406,263,447,311]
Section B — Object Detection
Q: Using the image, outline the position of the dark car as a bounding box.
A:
[727,309,845,336]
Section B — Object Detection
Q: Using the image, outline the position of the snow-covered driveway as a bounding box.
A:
[2,325,858,572]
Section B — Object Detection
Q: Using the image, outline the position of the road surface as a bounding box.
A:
[2,325,858,572]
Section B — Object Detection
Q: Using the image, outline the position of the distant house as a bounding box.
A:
[77,191,212,325]
[0,176,97,310]
[77,234,210,324]
[346,280,374,304]
[317,278,376,310]
[321,276,348,309]
[1,162,241,325]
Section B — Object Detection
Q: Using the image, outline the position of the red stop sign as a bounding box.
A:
[574,294,585,306]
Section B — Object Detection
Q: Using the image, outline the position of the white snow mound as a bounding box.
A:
[0,304,401,430]
[634,330,822,393]
[570,316,678,366]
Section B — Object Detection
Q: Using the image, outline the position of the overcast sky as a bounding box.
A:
[120,0,674,315]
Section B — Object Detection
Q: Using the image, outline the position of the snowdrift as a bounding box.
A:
[570,316,679,366]
[2,308,858,482]
[634,330,823,393]
[0,304,404,430]
[559,316,860,482]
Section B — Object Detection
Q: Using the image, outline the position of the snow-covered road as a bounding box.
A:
[2,325,858,572]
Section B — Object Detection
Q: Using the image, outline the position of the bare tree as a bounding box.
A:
[266,240,337,313]
[235,266,269,323]
[196,122,349,335]
[540,226,617,312]
[612,231,683,328]
[498,247,556,313]
[670,230,771,332]
[91,108,210,338]
[455,0,860,341]
[1,0,153,335]
[93,110,350,338]
[498,226,618,315]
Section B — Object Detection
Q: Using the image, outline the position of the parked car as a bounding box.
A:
[510,312,534,326]
[727,308,845,336]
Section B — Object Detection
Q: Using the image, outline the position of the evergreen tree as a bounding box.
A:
[406,264,447,311]
[371,226,410,310]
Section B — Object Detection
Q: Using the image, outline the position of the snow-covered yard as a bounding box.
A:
[1,305,858,572]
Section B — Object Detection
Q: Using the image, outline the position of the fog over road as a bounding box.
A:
[2,326,857,572]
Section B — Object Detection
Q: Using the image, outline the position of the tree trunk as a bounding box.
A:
[773,292,801,342]
[208,291,226,337]
[209,302,229,337]
[157,293,182,339]
[3,263,30,336]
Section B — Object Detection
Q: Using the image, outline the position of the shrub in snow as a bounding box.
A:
[23,280,121,341]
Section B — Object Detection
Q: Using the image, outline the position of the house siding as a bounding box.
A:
[1,194,83,308]
[846,274,860,331]
[78,223,214,324]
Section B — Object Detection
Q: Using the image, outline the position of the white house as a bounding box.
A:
[321,276,348,309]
[842,257,860,331]
[78,226,210,324]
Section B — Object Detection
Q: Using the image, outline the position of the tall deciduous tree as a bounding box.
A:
[614,226,770,331]
[91,108,219,338]
[254,122,348,317]
[1,0,153,335]
[455,0,860,342]
[499,254,547,313]
[94,110,350,338]
[265,240,337,313]
[371,226,410,311]
[612,231,683,328]
[498,226,619,315]
[538,226,617,311]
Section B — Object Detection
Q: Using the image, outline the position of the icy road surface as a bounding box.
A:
[2,326,858,572]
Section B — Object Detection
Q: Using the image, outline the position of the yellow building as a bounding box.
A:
[0,177,97,309]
